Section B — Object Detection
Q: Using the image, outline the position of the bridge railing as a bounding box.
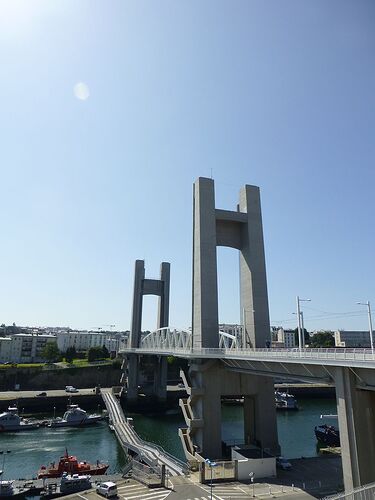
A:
[323,480,375,499]
[120,343,375,362]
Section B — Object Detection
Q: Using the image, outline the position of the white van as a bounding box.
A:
[96,482,117,498]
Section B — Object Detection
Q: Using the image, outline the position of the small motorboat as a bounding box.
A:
[0,480,31,499]
[38,450,109,479]
[48,404,104,428]
[0,407,39,432]
[275,391,298,410]
[315,424,340,447]
[41,473,92,499]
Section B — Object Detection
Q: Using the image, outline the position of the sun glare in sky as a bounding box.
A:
[73,82,90,101]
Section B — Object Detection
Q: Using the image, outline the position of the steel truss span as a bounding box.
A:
[120,327,375,370]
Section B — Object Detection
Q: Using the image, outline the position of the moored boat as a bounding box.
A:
[41,473,92,499]
[0,407,39,432]
[38,450,109,479]
[315,424,340,447]
[275,391,298,410]
[48,404,104,428]
[0,480,31,499]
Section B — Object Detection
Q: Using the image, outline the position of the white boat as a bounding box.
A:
[0,407,39,432]
[0,480,31,499]
[275,391,298,410]
[41,473,92,499]
[48,404,104,428]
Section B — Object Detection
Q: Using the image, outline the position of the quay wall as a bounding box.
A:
[0,364,122,391]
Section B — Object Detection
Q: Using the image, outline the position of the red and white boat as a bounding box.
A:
[38,450,109,479]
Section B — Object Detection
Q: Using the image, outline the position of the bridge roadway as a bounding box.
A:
[101,389,187,477]
[120,346,375,384]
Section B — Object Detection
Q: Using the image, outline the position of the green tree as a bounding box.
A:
[310,331,335,348]
[65,346,77,363]
[42,342,60,363]
[87,346,104,362]
[102,345,110,358]
[294,328,311,346]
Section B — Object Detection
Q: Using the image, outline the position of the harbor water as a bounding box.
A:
[0,398,337,479]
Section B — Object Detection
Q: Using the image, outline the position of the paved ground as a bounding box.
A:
[46,454,344,500]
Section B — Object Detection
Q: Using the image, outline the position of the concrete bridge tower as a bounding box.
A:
[124,259,170,401]
[180,177,279,460]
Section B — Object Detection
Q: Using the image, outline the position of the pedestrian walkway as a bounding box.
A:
[101,390,187,476]
[117,482,172,500]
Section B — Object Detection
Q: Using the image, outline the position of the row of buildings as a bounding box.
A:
[0,329,129,364]
[220,323,374,349]
[0,323,373,364]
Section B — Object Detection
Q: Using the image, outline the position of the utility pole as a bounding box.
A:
[357,301,374,352]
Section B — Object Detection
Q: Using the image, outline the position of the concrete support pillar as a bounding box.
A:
[153,356,168,401]
[335,367,375,490]
[239,186,271,348]
[183,361,279,461]
[192,178,219,349]
[126,354,139,401]
[243,396,255,445]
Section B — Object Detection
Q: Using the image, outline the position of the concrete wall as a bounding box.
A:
[232,449,276,480]
[0,364,121,391]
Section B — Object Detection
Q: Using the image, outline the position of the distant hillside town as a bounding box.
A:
[0,324,130,364]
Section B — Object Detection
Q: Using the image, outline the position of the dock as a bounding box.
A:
[101,390,187,476]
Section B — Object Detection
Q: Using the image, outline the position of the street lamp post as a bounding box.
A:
[357,301,374,353]
[205,459,217,500]
[296,296,311,350]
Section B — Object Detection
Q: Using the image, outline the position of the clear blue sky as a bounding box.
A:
[1,0,374,333]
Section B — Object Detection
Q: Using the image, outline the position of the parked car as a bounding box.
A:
[36,392,47,397]
[96,482,117,498]
[65,386,79,393]
[276,456,292,470]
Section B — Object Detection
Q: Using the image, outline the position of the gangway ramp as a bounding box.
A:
[101,390,187,476]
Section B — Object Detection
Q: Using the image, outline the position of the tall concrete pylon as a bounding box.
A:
[126,260,170,401]
[183,177,279,459]
[192,177,271,349]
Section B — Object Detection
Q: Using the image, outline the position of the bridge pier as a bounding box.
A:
[179,360,280,461]
[335,366,375,491]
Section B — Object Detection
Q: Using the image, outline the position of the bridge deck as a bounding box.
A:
[101,390,187,476]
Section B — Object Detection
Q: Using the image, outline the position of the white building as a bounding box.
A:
[0,334,57,363]
[56,331,108,353]
[277,328,296,348]
[334,330,373,348]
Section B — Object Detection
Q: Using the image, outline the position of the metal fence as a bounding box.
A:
[324,481,375,500]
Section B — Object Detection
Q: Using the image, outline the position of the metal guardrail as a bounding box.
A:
[324,481,375,499]
[120,345,375,364]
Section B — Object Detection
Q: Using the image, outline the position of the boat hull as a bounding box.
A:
[0,424,39,432]
[315,425,340,447]
[38,466,108,479]
[49,418,103,428]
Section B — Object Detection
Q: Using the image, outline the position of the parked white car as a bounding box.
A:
[65,386,79,393]
[96,482,117,498]
[276,456,292,470]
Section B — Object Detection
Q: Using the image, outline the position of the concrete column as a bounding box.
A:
[129,260,145,348]
[192,178,219,348]
[158,262,170,330]
[239,186,271,348]
[156,262,170,401]
[243,396,255,445]
[335,367,375,490]
[153,356,168,401]
[253,378,279,455]
[126,354,139,401]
